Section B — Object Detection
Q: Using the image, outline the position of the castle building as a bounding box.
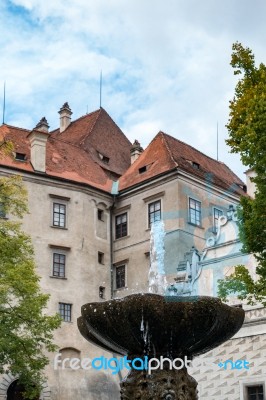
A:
[0,104,260,400]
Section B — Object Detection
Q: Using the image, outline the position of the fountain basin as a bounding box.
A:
[77,293,244,359]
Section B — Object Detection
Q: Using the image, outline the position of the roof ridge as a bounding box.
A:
[97,108,132,145]
[86,107,102,136]
[0,124,31,133]
[49,108,101,134]
[161,131,245,187]
[161,131,228,167]
[160,132,178,168]
[218,162,245,185]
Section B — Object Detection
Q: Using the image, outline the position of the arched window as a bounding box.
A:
[58,347,81,368]
[7,380,39,400]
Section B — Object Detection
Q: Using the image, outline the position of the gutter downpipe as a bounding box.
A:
[110,181,123,382]
[110,181,119,300]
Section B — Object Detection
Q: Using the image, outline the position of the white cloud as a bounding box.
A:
[1,0,266,180]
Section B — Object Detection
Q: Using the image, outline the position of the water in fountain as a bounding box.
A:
[148,220,167,295]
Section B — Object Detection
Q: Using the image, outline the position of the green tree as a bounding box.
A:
[218,42,266,305]
[0,175,61,399]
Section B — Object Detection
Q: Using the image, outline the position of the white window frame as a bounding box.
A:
[114,264,127,290]
[148,199,162,228]
[188,197,202,227]
[49,194,70,229]
[52,251,66,278]
[240,377,266,400]
[115,212,128,239]
[213,207,223,233]
[59,302,72,322]
[49,245,70,279]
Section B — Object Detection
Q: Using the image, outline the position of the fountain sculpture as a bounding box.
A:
[78,222,245,399]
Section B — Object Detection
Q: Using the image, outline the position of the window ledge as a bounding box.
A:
[114,204,131,214]
[50,276,67,280]
[143,191,165,203]
[114,235,130,241]
[49,194,70,201]
[114,286,128,291]
[188,222,204,229]
[50,225,68,230]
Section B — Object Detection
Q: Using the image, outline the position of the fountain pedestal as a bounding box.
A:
[120,366,198,400]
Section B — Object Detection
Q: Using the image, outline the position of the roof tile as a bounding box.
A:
[119,131,246,196]
[0,113,245,197]
[0,108,132,192]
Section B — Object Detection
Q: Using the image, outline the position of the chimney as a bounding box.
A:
[130,140,143,164]
[58,102,72,132]
[27,117,50,173]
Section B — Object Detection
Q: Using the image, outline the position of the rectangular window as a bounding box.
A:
[99,286,105,299]
[53,253,66,278]
[15,152,26,161]
[97,209,104,221]
[115,213,127,239]
[98,252,104,264]
[247,385,264,400]
[115,265,126,289]
[59,303,72,322]
[213,208,223,233]
[148,200,161,227]
[53,203,66,228]
[189,198,201,226]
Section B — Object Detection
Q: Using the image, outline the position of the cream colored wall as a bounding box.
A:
[0,167,244,399]
[22,177,112,313]
[0,170,121,400]
[23,177,121,399]
[245,169,256,198]
[113,172,241,296]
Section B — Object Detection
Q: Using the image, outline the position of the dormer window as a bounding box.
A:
[237,183,247,193]
[102,156,109,164]
[15,152,26,161]
[192,162,200,169]
[98,152,109,164]
[139,166,147,174]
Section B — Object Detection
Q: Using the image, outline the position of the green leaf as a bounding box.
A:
[0,176,61,398]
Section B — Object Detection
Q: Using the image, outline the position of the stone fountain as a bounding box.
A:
[78,222,244,399]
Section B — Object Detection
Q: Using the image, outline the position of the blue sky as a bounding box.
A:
[1,0,266,180]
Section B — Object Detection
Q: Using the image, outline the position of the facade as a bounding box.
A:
[185,215,266,400]
[0,104,261,400]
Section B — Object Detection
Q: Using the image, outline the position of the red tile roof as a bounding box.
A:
[0,108,132,192]
[51,108,132,177]
[0,110,245,197]
[119,131,246,196]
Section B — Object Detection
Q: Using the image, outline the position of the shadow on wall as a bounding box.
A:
[86,372,120,400]
[52,371,120,400]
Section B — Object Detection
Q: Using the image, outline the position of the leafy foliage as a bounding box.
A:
[218,43,266,305]
[0,176,61,399]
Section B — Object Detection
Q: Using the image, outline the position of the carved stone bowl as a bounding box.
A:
[78,293,245,359]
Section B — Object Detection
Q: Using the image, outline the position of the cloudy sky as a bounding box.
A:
[1,0,266,181]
